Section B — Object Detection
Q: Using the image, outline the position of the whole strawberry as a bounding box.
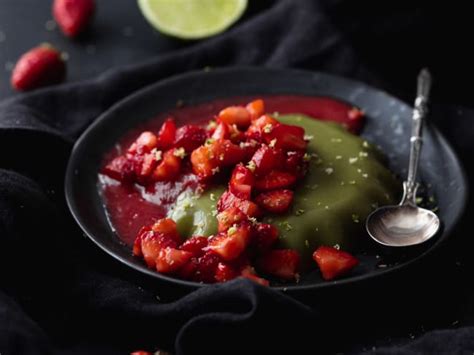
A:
[53,0,95,37]
[11,44,66,91]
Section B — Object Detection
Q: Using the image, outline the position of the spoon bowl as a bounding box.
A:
[366,204,440,247]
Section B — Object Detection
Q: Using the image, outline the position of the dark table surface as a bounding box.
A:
[0,0,192,99]
[1,1,473,108]
[0,0,278,100]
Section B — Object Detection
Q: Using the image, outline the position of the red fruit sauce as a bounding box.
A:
[99,95,357,246]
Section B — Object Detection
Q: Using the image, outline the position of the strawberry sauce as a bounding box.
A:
[99,95,356,246]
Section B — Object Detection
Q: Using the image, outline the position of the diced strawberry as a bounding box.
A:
[285,151,307,174]
[133,237,143,257]
[194,252,221,283]
[257,249,300,280]
[152,149,181,181]
[217,191,260,217]
[129,131,158,155]
[127,153,145,178]
[239,140,259,160]
[250,145,284,176]
[255,189,293,214]
[212,139,246,166]
[236,199,260,218]
[177,258,198,280]
[190,144,215,178]
[347,107,365,132]
[217,190,241,211]
[151,218,180,243]
[246,115,279,141]
[254,170,297,191]
[228,124,246,144]
[130,351,152,355]
[240,266,270,286]
[132,226,152,257]
[102,156,134,182]
[215,262,239,282]
[174,125,207,153]
[211,121,231,140]
[191,140,245,179]
[137,151,159,181]
[155,247,193,274]
[207,224,251,261]
[229,164,254,199]
[217,207,247,232]
[313,246,359,280]
[206,119,217,133]
[180,236,208,257]
[265,124,307,151]
[252,223,279,253]
[156,118,176,150]
[139,232,177,269]
[246,99,265,121]
[218,106,251,128]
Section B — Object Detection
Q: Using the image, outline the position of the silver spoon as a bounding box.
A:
[366,69,440,247]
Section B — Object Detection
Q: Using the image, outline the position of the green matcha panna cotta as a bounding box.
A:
[168,114,401,268]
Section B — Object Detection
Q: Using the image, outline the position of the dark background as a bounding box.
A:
[1,1,472,106]
[1,0,474,354]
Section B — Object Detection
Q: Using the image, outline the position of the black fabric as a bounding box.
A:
[1,0,474,354]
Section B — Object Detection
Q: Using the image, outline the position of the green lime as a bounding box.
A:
[138,0,248,40]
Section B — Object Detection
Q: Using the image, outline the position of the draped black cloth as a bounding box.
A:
[1,1,474,354]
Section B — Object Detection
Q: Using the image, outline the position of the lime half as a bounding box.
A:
[138,0,248,40]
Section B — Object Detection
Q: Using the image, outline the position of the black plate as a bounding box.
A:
[65,67,467,294]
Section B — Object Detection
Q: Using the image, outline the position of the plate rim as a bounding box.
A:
[65,66,468,292]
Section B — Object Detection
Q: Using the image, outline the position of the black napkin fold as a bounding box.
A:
[1,0,474,354]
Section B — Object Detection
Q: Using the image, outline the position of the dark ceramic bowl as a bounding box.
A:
[65,67,467,294]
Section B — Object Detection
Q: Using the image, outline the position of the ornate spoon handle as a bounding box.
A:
[402,68,431,205]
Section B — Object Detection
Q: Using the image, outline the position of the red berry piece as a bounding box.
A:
[211,122,231,141]
[217,190,260,218]
[151,218,180,243]
[246,99,265,121]
[246,115,279,141]
[252,223,279,253]
[180,236,209,257]
[102,156,134,183]
[207,224,251,261]
[156,118,176,150]
[218,106,251,128]
[152,149,181,181]
[312,246,359,280]
[215,262,239,283]
[155,247,193,274]
[194,252,221,283]
[254,170,297,191]
[174,124,207,153]
[138,231,178,269]
[217,207,247,233]
[11,45,66,91]
[257,249,300,280]
[265,124,307,151]
[250,145,283,176]
[229,164,254,199]
[128,131,158,155]
[255,189,294,214]
[191,140,245,179]
[53,0,95,37]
